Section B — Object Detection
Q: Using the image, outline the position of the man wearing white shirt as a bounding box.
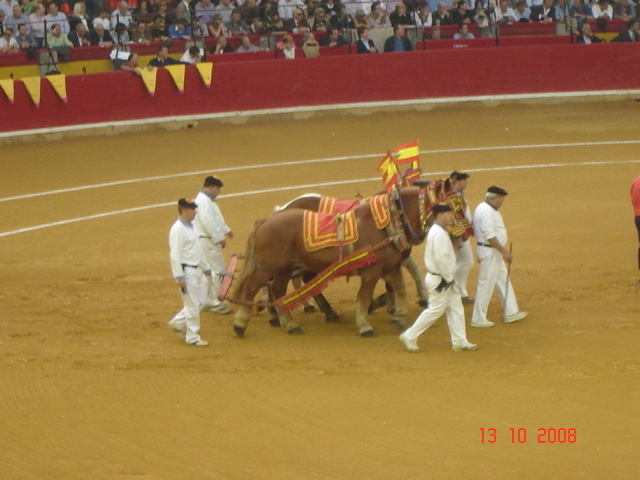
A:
[0,0,17,19]
[168,198,213,347]
[399,204,479,353]
[194,176,234,314]
[470,186,527,328]
[110,1,133,29]
[278,0,306,19]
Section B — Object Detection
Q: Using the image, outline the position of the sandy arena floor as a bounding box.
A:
[1,101,639,480]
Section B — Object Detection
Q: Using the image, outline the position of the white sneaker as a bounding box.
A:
[168,320,186,339]
[203,303,232,314]
[189,339,209,347]
[452,342,479,352]
[504,311,528,324]
[399,332,421,353]
[470,320,495,328]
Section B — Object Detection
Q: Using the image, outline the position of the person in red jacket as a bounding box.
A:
[631,176,640,270]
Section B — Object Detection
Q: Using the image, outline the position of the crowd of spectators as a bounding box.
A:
[0,0,637,63]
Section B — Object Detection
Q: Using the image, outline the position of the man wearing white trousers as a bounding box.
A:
[470,186,528,328]
[194,175,233,314]
[168,198,212,346]
[399,204,478,353]
[450,170,475,304]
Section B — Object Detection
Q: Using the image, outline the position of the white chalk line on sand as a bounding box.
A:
[3,140,640,204]
[2,158,639,239]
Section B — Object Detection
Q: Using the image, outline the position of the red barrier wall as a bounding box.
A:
[2,42,639,134]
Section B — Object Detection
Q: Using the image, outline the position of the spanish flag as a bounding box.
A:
[394,139,420,165]
[402,167,423,186]
[377,152,399,191]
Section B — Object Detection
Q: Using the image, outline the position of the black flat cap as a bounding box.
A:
[487,185,508,195]
[432,203,453,214]
[178,198,198,208]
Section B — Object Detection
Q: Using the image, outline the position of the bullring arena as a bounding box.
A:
[1,99,639,479]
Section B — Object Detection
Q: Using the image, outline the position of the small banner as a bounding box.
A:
[0,78,14,104]
[139,66,157,97]
[45,74,67,103]
[22,76,41,108]
[196,62,213,89]
[165,64,185,94]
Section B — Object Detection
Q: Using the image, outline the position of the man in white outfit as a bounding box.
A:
[399,204,478,353]
[168,198,212,346]
[470,186,528,327]
[194,175,233,314]
[450,171,475,304]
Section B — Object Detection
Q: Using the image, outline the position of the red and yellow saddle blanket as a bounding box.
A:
[318,196,361,214]
[303,210,358,252]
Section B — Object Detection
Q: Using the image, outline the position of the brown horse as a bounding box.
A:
[232,187,432,337]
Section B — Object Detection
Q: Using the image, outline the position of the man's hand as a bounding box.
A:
[226,230,234,240]
[220,239,227,248]
[177,278,187,290]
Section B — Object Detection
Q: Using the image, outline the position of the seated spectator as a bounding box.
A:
[111,1,133,29]
[180,45,202,63]
[45,2,71,34]
[284,8,309,33]
[88,23,115,47]
[236,34,262,51]
[120,52,146,74]
[453,22,475,38]
[225,9,251,35]
[45,24,73,61]
[175,0,192,23]
[429,24,442,39]
[390,2,413,26]
[210,34,234,53]
[514,0,531,22]
[68,22,91,47]
[554,0,573,22]
[418,4,433,27]
[278,33,296,58]
[492,0,516,24]
[571,0,592,27]
[240,0,260,24]
[14,23,37,58]
[383,23,412,51]
[151,17,170,42]
[610,18,638,42]
[354,9,373,29]
[576,21,602,43]
[214,0,235,23]
[613,0,636,21]
[208,14,228,37]
[20,0,38,15]
[433,2,453,25]
[591,0,613,20]
[331,4,354,29]
[450,0,473,25]
[530,0,556,22]
[6,4,29,35]
[133,0,154,24]
[278,0,306,20]
[70,2,90,31]
[321,0,340,21]
[149,44,182,66]
[131,21,153,44]
[195,0,215,35]
[154,1,174,26]
[472,0,489,27]
[0,0,16,19]
[27,3,45,47]
[309,7,332,31]
[112,22,131,44]
[367,2,391,28]
[356,25,377,52]
[93,9,112,31]
[169,18,192,40]
[302,31,319,56]
[319,26,348,46]
[0,26,19,53]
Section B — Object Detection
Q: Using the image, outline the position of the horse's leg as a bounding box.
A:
[233,270,272,338]
[382,267,408,332]
[292,276,316,313]
[403,256,428,308]
[271,272,304,335]
[301,272,339,323]
[266,284,281,327]
[355,270,381,337]
[368,292,388,314]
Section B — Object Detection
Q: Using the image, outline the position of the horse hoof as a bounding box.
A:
[233,324,246,338]
[418,300,429,309]
[393,320,407,332]
[361,330,377,338]
[269,318,281,327]
[288,327,304,335]
[325,312,340,323]
[303,304,317,313]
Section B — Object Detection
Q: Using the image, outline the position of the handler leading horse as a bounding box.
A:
[232,187,432,337]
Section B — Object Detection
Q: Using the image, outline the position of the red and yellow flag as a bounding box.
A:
[394,139,420,165]
[377,152,399,191]
[402,167,423,186]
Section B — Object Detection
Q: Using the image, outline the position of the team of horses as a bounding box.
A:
[231,183,458,337]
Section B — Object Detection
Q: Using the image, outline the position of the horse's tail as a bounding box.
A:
[273,193,323,214]
[233,218,267,301]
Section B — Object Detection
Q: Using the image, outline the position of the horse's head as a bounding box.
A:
[396,186,427,245]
